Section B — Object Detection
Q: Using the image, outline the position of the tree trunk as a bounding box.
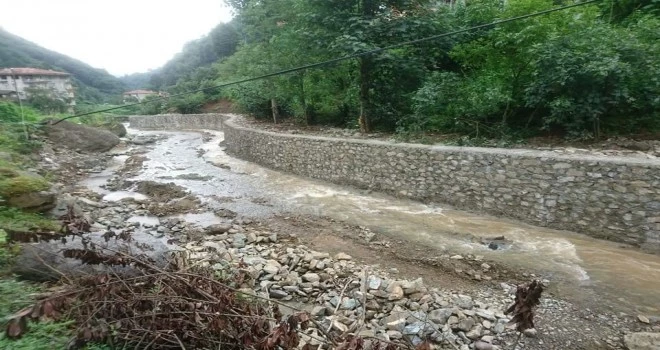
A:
[271,98,279,124]
[358,56,372,133]
[299,74,312,126]
[358,0,376,133]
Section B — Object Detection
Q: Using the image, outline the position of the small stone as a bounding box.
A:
[476,310,497,321]
[523,328,538,338]
[457,318,475,332]
[638,315,651,324]
[302,273,321,283]
[481,335,494,343]
[428,308,452,325]
[311,306,326,316]
[368,276,383,290]
[387,285,404,301]
[402,278,424,294]
[403,322,424,335]
[493,321,506,334]
[387,330,403,339]
[341,298,358,310]
[332,320,348,332]
[383,312,407,332]
[466,325,483,339]
[269,233,278,242]
[450,255,464,260]
[365,300,380,310]
[263,264,279,275]
[202,240,227,251]
[334,252,352,260]
[456,295,474,309]
[206,223,232,235]
[447,316,459,325]
[269,289,288,299]
[232,234,247,248]
[475,341,495,350]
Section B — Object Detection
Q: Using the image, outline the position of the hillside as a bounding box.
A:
[118,21,239,91]
[0,28,125,102]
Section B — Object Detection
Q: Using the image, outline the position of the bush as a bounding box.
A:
[524,16,660,138]
[171,93,205,114]
[408,71,508,137]
[0,102,44,154]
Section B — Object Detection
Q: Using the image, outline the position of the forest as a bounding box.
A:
[131,0,659,140]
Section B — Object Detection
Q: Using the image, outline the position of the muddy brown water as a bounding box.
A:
[89,126,660,316]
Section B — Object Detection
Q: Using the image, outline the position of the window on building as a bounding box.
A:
[0,76,6,80]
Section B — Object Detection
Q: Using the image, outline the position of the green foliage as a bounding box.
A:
[143,0,659,140]
[0,172,49,198]
[0,278,111,350]
[171,93,205,114]
[0,102,44,154]
[139,95,167,115]
[121,22,240,92]
[24,88,71,114]
[0,320,74,350]
[525,15,660,137]
[406,0,659,139]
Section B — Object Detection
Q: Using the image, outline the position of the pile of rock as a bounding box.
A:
[179,226,518,349]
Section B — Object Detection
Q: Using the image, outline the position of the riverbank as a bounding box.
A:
[2,124,659,349]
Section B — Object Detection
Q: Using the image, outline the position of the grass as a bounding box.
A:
[0,278,111,350]
[0,206,59,232]
[0,278,70,350]
[0,102,111,349]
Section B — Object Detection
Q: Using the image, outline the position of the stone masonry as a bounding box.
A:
[129,114,660,253]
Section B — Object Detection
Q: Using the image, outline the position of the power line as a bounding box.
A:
[50,0,601,125]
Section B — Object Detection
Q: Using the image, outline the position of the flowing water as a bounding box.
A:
[94,126,660,315]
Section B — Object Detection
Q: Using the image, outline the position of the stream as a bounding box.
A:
[85,126,660,316]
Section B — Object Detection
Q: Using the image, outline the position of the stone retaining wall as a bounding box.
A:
[129,114,660,252]
[129,114,225,130]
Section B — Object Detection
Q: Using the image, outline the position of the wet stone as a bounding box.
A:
[268,289,288,299]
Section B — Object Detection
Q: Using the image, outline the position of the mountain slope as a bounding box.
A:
[0,28,125,102]
[119,21,239,91]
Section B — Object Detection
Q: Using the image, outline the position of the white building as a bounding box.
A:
[0,67,75,106]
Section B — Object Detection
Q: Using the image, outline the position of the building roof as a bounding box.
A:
[0,68,70,76]
[123,90,157,95]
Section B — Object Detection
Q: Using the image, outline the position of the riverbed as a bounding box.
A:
[90,125,660,316]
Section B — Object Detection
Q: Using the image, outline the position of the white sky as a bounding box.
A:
[0,0,234,76]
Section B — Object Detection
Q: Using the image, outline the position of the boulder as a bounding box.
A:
[44,120,120,152]
[12,230,176,281]
[6,189,56,212]
[99,122,127,137]
[205,224,232,235]
[0,170,55,212]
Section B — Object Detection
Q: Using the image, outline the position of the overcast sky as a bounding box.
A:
[1,0,234,76]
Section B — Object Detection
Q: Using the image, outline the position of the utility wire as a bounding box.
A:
[50,0,601,125]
